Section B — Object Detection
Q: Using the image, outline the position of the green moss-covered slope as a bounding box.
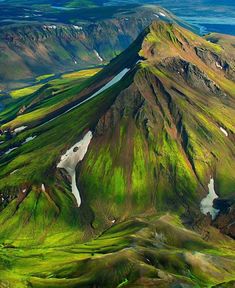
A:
[0,21,234,287]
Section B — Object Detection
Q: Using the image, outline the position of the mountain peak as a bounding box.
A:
[139,21,223,64]
[86,19,235,226]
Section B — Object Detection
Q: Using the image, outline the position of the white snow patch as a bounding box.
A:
[64,68,130,115]
[5,147,18,155]
[57,131,93,207]
[136,59,143,64]
[40,68,130,126]
[41,184,46,192]
[74,60,77,64]
[14,126,27,133]
[10,169,18,175]
[220,127,228,137]
[154,14,159,18]
[73,25,82,30]
[91,68,130,98]
[23,135,37,144]
[43,25,57,29]
[216,62,223,69]
[94,50,103,62]
[0,141,4,145]
[200,177,220,220]
[159,12,166,17]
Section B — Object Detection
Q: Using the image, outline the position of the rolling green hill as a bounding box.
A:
[0,21,234,287]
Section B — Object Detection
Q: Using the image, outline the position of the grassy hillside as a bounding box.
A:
[0,68,102,126]
[78,22,235,227]
[0,22,234,287]
[0,214,235,287]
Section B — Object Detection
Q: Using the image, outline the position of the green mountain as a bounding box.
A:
[0,21,235,287]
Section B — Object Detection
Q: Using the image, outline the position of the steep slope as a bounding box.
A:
[78,22,235,229]
[0,35,142,245]
[0,21,235,287]
[1,20,235,240]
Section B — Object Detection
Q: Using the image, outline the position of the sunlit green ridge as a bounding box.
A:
[0,21,234,287]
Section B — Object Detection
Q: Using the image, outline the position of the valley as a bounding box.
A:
[0,5,184,90]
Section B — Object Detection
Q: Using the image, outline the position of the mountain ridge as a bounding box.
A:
[0,5,193,90]
[0,20,235,287]
[1,20,235,235]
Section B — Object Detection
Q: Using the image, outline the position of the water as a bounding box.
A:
[106,0,235,36]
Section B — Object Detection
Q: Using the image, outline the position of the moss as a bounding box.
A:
[10,84,44,99]
[117,278,129,287]
[0,20,235,287]
[153,130,197,211]
[0,67,103,127]
[0,214,234,287]
[80,147,126,207]
[62,68,101,79]
[131,130,149,206]
[36,74,55,82]
[0,215,232,287]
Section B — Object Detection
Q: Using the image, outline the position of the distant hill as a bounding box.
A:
[0,5,193,90]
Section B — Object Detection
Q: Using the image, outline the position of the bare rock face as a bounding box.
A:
[159,57,227,99]
[213,199,235,239]
[96,84,145,135]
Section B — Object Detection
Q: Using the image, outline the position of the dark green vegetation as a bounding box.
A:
[0,21,235,287]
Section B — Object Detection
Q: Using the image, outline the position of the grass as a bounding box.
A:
[0,67,102,127]
[36,74,55,82]
[10,84,44,99]
[1,20,234,228]
[0,60,133,243]
[62,68,102,79]
[0,214,234,287]
[0,20,235,288]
